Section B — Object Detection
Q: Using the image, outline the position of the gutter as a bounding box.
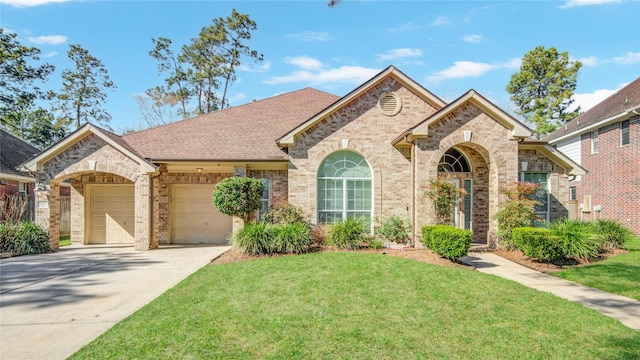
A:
[548,105,640,144]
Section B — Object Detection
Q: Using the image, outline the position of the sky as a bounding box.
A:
[1,0,639,134]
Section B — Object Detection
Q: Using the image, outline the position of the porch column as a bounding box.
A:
[34,175,60,250]
[232,165,247,234]
[134,173,153,250]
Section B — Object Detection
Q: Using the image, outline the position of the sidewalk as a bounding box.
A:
[460,252,640,330]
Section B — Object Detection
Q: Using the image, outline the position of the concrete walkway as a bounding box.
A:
[0,244,231,360]
[461,252,640,330]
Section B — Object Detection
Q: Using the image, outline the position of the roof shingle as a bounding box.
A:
[0,130,40,177]
[122,88,339,161]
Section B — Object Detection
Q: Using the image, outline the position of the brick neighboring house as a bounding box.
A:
[545,77,640,235]
[24,66,584,250]
[1,130,71,234]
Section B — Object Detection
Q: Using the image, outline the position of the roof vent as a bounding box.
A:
[379,93,401,116]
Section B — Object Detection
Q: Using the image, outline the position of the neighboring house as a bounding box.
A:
[545,77,640,234]
[1,129,39,221]
[24,66,584,250]
[1,130,72,235]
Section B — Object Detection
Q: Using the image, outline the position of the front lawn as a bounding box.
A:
[70,252,640,359]
[553,236,640,301]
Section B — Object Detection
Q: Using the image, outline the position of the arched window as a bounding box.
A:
[317,151,372,225]
[438,148,470,173]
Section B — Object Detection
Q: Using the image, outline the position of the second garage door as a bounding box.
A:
[170,184,232,244]
[88,184,135,244]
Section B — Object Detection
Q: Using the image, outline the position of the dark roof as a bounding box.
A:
[545,77,640,142]
[122,88,340,161]
[0,129,40,178]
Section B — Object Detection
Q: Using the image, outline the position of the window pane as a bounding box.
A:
[621,120,630,146]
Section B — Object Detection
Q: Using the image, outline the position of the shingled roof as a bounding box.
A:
[0,129,40,178]
[545,77,640,142]
[122,88,340,161]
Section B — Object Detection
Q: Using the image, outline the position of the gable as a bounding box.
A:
[410,90,531,140]
[277,66,446,147]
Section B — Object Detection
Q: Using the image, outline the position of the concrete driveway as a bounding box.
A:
[0,244,230,360]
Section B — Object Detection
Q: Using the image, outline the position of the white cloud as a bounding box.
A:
[238,61,272,73]
[569,82,627,112]
[387,23,422,33]
[561,0,622,8]
[43,51,58,58]
[375,48,422,61]
[500,58,522,70]
[0,0,69,7]
[28,34,68,45]
[287,31,331,42]
[462,34,485,44]
[577,56,600,66]
[427,61,496,82]
[613,52,640,64]
[430,15,452,26]
[284,56,324,71]
[265,57,379,86]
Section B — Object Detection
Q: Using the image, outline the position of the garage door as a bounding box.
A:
[170,184,232,244]
[88,185,135,244]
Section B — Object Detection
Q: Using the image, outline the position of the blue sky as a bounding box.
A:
[1,0,639,134]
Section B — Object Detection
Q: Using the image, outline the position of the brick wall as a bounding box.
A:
[578,115,639,234]
[288,77,438,226]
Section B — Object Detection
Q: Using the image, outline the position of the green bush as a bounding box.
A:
[0,223,19,253]
[273,222,312,254]
[213,177,264,223]
[420,225,439,249]
[375,215,410,244]
[512,227,563,262]
[327,218,367,250]
[429,225,472,260]
[233,222,276,255]
[263,203,308,225]
[367,238,385,249]
[548,218,599,261]
[0,221,51,256]
[592,219,633,250]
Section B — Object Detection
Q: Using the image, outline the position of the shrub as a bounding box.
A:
[548,218,599,261]
[213,177,264,223]
[424,179,466,225]
[420,225,439,249]
[273,222,312,254]
[512,227,563,262]
[0,223,19,253]
[367,238,385,249]
[233,222,277,255]
[263,204,308,225]
[495,182,543,250]
[591,219,633,250]
[375,215,410,244]
[2,221,51,256]
[309,224,327,247]
[429,225,472,260]
[327,218,367,250]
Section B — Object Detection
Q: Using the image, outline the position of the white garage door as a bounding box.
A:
[88,185,135,244]
[170,184,232,244]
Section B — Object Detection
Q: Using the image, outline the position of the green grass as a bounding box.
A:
[553,236,640,301]
[70,253,640,360]
[59,235,71,247]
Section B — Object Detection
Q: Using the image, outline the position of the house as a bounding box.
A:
[23,66,585,250]
[1,129,39,221]
[1,129,71,233]
[545,77,639,234]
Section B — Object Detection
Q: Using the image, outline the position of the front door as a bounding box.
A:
[445,178,472,231]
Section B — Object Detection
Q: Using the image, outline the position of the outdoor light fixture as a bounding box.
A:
[196,168,203,173]
[521,161,528,171]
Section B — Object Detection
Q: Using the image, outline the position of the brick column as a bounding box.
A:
[134,174,153,250]
[34,175,60,250]
[48,182,60,250]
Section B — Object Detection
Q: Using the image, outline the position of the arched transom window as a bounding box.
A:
[317,150,372,225]
[438,148,471,173]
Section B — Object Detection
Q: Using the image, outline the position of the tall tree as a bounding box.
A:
[149,9,262,119]
[506,46,582,138]
[57,44,116,129]
[149,37,191,118]
[135,86,181,127]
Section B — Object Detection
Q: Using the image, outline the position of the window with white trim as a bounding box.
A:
[569,186,576,201]
[317,151,372,227]
[621,120,630,146]
[18,182,27,195]
[591,131,599,154]
[520,172,549,222]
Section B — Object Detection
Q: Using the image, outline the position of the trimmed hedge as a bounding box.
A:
[420,225,439,249]
[512,227,563,262]
[427,225,472,260]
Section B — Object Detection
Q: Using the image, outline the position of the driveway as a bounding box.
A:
[0,244,231,360]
